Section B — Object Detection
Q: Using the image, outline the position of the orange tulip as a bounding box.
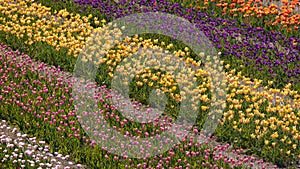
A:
[290,18,296,24]
[215,3,222,7]
[237,0,245,5]
[283,12,289,17]
[230,3,236,8]
[153,1,157,7]
[282,0,289,5]
[244,13,250,17]
[238,8,245,13]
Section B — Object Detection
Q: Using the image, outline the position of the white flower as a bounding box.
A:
[39,141,45,144]
[25,150,33,156]
[7,143,14,148]
[6,138,12,143]
[19,142,25,147]
[33,145,38,150]
[46,163,52,167]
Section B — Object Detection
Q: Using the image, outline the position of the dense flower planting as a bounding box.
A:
[0,120,85,169]
[31,0,300,91]
[0,44,270,168]
[0,0,299,168]
[183,0,300,30]
[0,0,106,56]
[0,31,299,167]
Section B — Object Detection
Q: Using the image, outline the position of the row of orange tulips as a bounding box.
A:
[188,0,300,31]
